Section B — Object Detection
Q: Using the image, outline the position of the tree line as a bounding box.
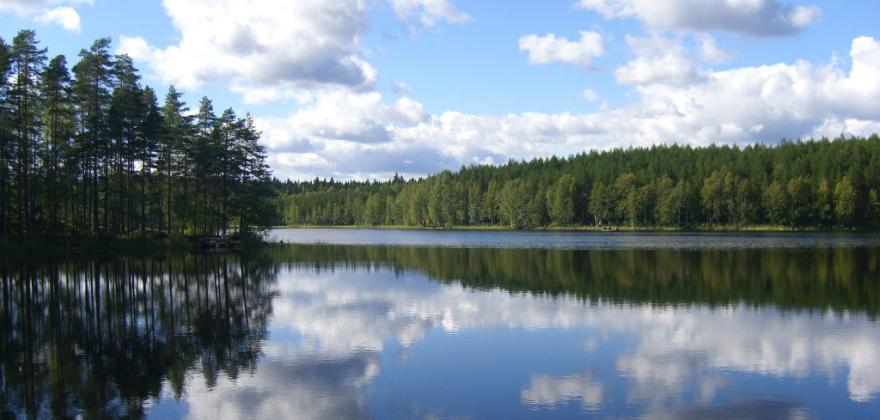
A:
[276,136,880,229]
[0,30,274,241]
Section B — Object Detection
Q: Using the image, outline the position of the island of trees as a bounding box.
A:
[0,30,274,243]
[276,136,880,230]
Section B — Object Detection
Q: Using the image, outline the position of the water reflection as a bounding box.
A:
[521,372,604,410]
[269,244,880,315]
[0,255,277,419]
[2,243,879,418]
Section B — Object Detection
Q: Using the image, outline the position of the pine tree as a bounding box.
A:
[160,86,191,233]
[0,37,13,237]
[72,37,113,233]
[40,55,74,234]
[10,30,47,236]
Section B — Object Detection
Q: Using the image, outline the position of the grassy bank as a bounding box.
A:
[272,224,864,233]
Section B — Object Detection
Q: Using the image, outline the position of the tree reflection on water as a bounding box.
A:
[0,255,277,418]
[1,244,878,418]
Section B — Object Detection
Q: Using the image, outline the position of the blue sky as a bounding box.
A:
[2,0,879,180]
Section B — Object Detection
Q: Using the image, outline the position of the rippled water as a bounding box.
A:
[2,231,879,419]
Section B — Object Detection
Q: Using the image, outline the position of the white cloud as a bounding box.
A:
[0,0,91,15]
[697,33,736,63]
[259,90,429,149]
[35,6,80,32]
[262,37,880,182]
[392,81,413,95]
[119,0,377,91]
[519,31,604,68]
[615,34,734,87]
[575,0,821,36]
[581,89,599,101]
[1,0,91,32]
[811,118,880,139]
[119,0,468,101]
[615,34,705,86]
[389,0,471,27]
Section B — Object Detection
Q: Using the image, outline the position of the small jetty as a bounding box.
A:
[187,235,241,252]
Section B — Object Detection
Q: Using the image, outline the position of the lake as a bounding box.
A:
[2,229,879,419]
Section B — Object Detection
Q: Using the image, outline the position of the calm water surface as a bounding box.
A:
[271,227,880,249]
[2,230,879,419]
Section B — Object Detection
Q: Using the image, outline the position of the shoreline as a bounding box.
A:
[271,224,872,234]
[0,233,267,260]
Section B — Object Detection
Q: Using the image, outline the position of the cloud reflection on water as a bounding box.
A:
[177,265,879,418]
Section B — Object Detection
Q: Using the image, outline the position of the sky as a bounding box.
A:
[2,0,879,181]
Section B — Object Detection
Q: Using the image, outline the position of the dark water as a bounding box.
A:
[2,232,880,419]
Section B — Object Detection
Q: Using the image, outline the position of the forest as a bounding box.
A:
[0,30,274,241]
[276,136,880,230]
[5,30,880,238]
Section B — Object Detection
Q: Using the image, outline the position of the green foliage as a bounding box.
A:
[589,183,614,226]
[787,176,814,227]
[547,174,577,225]
[276,137,880,230]
[835,176,858,227]
[764,180,790,226]
[0,30,275,240]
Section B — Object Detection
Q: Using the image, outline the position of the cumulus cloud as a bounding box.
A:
[257,91,454,179]
[262,37,880,181]
[389,0,471,27]
[1,0,90,32]
[697,33,736,63]
[812,118,880,139]
[259,91,429,149]
[615,34,706,86]
[119,0,377,91]
[35,6,80,32]
[118,0,469,95]
[575,0,821,36]
[519,31,604,68]
[613,34,736,86]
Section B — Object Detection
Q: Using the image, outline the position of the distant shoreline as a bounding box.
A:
[271,225,872,233]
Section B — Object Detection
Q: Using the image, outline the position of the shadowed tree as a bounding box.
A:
[72,37,113,233]
[40,55,74,234]
[0,31,276,238]
[10,30,47,236]
[0,37,14,237]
